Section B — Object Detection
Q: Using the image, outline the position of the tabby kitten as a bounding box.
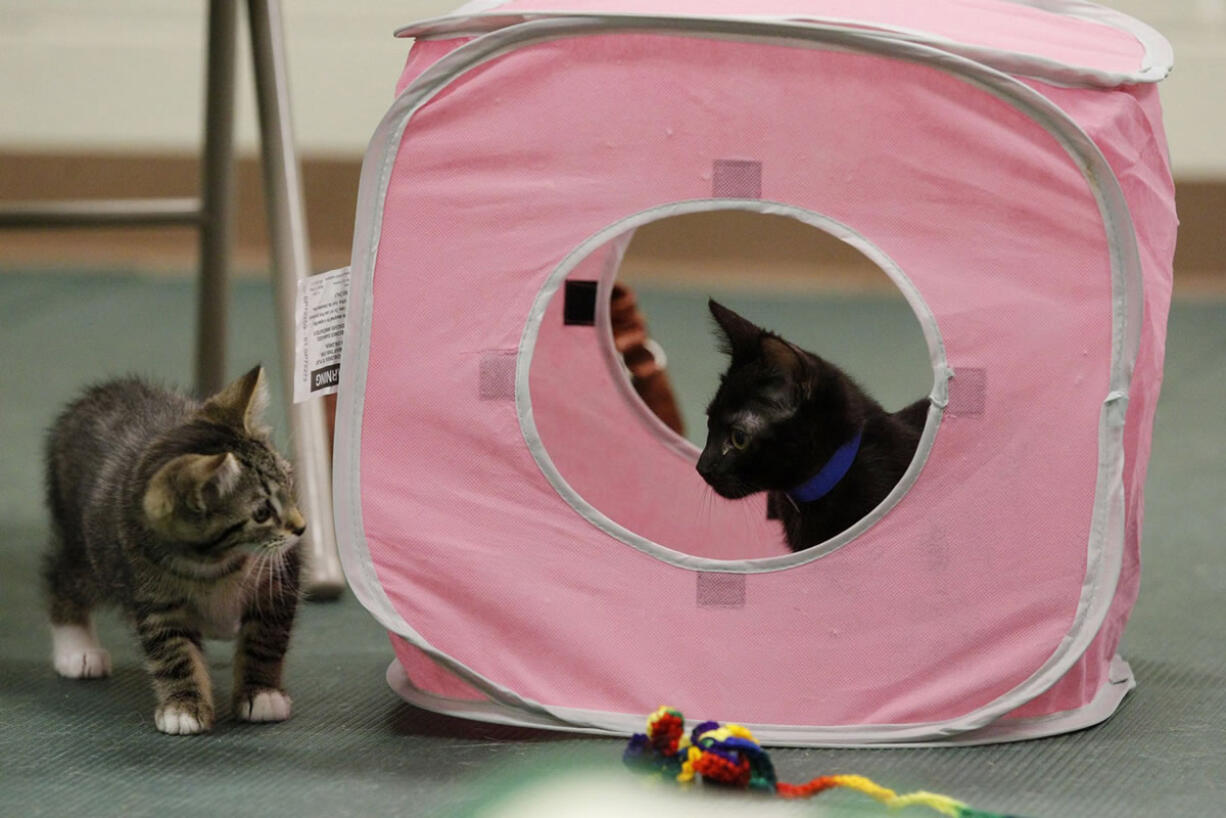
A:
[697,300,928,552]
[43,365,305,735]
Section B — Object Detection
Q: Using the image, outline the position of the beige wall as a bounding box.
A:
[0,1,453,156]
[0,1,1223,174]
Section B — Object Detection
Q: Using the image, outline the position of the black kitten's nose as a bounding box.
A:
[695,451,716,480]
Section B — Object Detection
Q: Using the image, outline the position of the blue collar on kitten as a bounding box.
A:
[786,429,863,504]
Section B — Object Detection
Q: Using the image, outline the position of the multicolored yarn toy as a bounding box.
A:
[623,707,1023,818]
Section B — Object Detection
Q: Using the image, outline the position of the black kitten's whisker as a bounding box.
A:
[695,481,712,525]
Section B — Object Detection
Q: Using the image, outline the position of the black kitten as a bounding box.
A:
[697,300,928,551]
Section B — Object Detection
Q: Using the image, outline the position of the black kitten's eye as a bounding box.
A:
[730,429,749,450]
[252,503,273,523]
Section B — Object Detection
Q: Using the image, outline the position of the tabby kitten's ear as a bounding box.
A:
[200,365,269,434]
[708,299,763,359]
[143,452,242,521]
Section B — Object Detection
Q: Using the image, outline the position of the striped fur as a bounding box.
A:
[42,366,304,735]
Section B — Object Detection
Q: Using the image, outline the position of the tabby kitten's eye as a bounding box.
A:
[252,503,273,523]
[730,429,750,450]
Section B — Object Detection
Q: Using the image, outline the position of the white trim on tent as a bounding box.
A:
[515,198,949,574]
[395,1,1173,88]
[386,653,1137,746]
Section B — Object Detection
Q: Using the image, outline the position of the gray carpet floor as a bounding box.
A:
[1,271,1223,817]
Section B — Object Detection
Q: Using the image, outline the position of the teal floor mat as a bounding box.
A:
[1,271,1223,817]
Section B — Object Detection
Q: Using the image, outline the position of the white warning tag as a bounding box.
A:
[293,266,350,403]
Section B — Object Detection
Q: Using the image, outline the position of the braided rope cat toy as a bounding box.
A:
[622,707,1023,818]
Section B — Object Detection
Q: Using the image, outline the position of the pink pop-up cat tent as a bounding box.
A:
[333,0,1177,745]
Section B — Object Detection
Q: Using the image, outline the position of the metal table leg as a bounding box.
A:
[196,0,238,398]
[248,0,344,599]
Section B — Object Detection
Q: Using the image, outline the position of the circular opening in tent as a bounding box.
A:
[613,211,933,451]
[525,205,941,565]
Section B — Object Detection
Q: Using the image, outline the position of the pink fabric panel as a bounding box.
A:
[531,263,786,561]
[392,635,489,702]
[1002,80,1176,719]
[361,33,1123,727]
[488,0,1146,74]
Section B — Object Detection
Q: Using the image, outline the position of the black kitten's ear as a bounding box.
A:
[200,365,269,433]
[709,299,762,358]
[762,336,815,398]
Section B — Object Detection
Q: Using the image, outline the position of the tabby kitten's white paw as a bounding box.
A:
[51,624,111,679]
[54,649,112,679]
[235,689,292,722]
[155,703,212,735]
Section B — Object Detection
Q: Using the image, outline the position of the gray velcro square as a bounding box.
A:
[479,351,517,400]
[712,159,762,198]
[948,368,987,416]
[697,572,746,608]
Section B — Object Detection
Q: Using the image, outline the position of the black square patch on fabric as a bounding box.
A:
[563,280,599,326]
